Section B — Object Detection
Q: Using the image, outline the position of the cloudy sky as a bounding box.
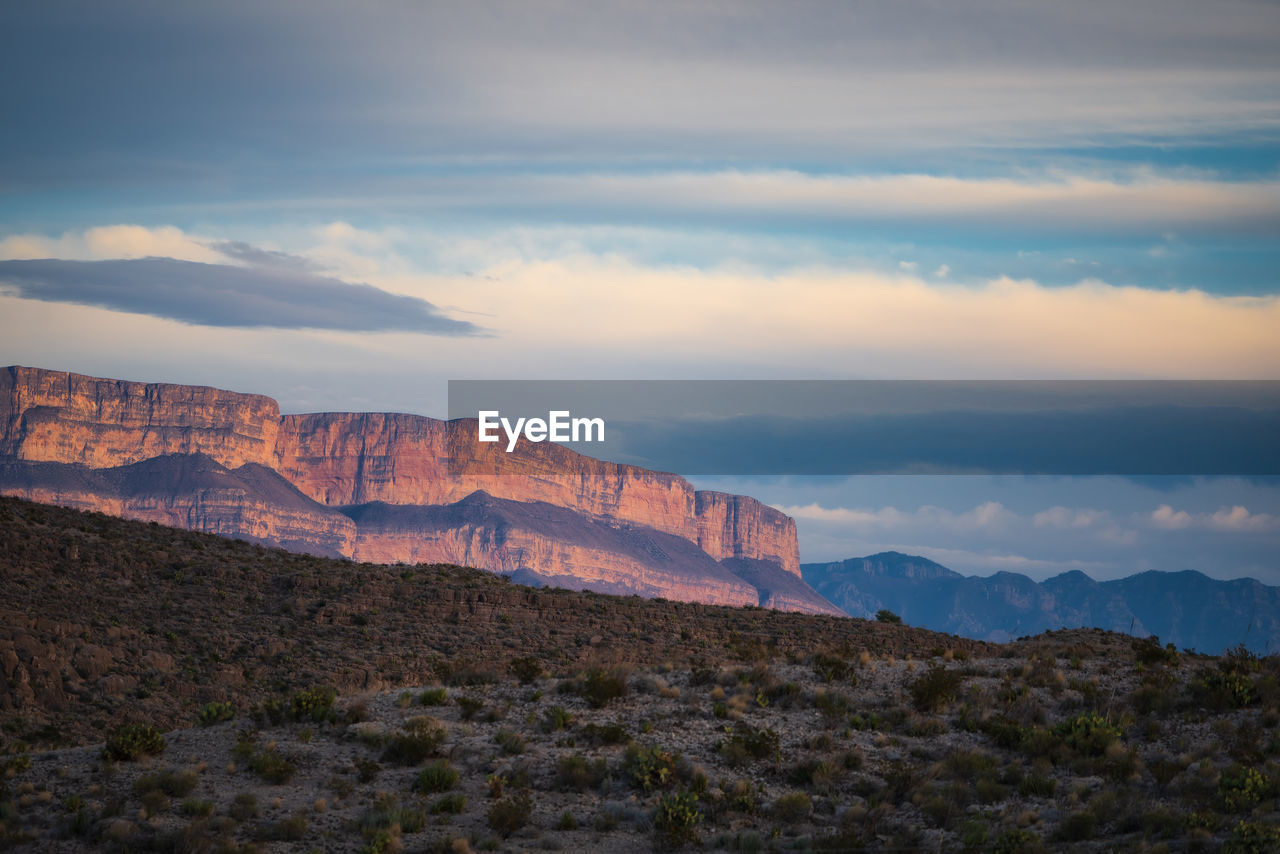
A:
[2,0,1278,582]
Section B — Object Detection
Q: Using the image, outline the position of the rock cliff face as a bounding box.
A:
[0,366,836,615]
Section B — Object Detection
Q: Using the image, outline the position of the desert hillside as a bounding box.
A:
[2,497,1279,853]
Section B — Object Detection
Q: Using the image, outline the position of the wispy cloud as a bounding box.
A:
[0,257,480,334]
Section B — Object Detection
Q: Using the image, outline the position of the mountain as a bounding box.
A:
[0,365,839,615]
[802,551,1280,653]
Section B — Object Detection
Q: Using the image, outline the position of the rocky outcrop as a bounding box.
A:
[695,491,800,577]
[0,365,279,469]
[0,366,833,614]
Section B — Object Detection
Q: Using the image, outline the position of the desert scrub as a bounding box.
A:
[290,685,337,722]
[875,609,902,624]
[909,664,966,713]
[1224,820,1280,854]
[719,721,780,765]
[102,723,166,761]
[494,729,526,755]
[542,704,574,732]
[556,754,608,791]
[456,695,485,720]
[413,761,458,794]
[1055,712,1122,756]
[771,791,813,822]
[382,716,446,765]
[578,666,630,708]
[248,748,296,784]
[653,788,701,849]
[487,790,533,835]
[197,701,235,726]
[432,792,467,815]
[1218,764,1270,811]
[811,653,853,683]
[133,769,198,797]
[624,743,679,791]
[418,687,448,706]
[509,655,544,684]
[1191,670,1258,709]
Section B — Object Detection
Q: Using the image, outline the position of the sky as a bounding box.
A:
[1,0,1278,583]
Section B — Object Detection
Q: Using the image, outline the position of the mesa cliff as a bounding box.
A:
[0,366,835,614]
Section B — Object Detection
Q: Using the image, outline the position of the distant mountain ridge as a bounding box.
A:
[802,551,1279,654]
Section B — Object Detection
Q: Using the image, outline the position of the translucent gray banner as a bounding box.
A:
[446,380,1280,475]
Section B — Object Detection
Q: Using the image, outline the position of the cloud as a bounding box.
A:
[776,501,1017,534]
[1034,506,1107,529]
[205,241,317,270]
[0,257,480,334]
[489,170,1280,234]
[0,225,224,264]
[1150,503,1278,532]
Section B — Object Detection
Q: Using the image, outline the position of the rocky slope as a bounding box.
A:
[0,366,832,614]
[803,551,1280,653]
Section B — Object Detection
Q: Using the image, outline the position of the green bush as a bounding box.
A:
[382,716,446,765]
[624,743,678,791]
[487,791,532,835]
[495,729,526,755]
[102,723,166,761]
[654,788,702,849]
[1055,713,1121,757]
[875,609,902,624]
[248,749,295,784]
[1192,671,1258,709]
[579,667,629,708]
[771,791,812,822]
[1132,635,1179,667]
[720,721,780,765]
[556,754,608,791]
[812,653,853,683]
[134,769,198,797]
[432,793,466,815]
[1055,810,1097,842]
[509,656,544,684]
[1219,764,1269,812]
[457,696,484,720]
[413,761,458,794]
[197,701,235,727]
[290,686,337,722]
[1224,820,1280,854]
[418,687,448,706]
[909,665,966,713]
[542,705,574,732]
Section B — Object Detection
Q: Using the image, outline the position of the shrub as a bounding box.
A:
[197,701,235,727]
[556,754,608,791]
[812,653,853,683]
[654,789,701,849]
[624,743,679,791]
[413,761,458,794]
[290,686,337,722]
[457,696,484,720]
[991,829,1044,854]
[248,749,295,784]
[509,656,544,684]
[1191,671,1258,709]
[432,793,466,815]
[418,687,448,706]
[814,690,852,721]
[720,721,780,765]
[581,721,629,745]
[382,716,445,765]
[181,799,215,817]
[487,791,532,835]
[1219,764,1269,812]
[1132,635,1179,667]
[771,791,812,822]
[1055,713,1121,757]
[134,769,198,797]
[1055,810,1097,842]
[875,609,902,624]
[909,665,966,713]
[542,705,574,732]
[579,667,629,708]
[103,723,166,761]
[1224,820,1280,854]
[230,793,258,821]
[495,729,526,756]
